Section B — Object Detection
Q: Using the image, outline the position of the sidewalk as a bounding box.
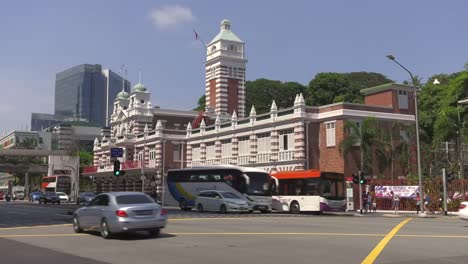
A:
[347,209,459,218]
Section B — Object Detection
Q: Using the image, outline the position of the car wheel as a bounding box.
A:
[73,216,83,233]
[76,201,80,205]
[148,228,161,238]
[179,199,191,211]
[100,219,113,239]
[290,201,300,214]
[57,201,61,205]
[260,209,271,214]
[220,205,227,214]
[197,204,204,213]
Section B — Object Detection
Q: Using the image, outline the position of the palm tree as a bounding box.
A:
[339,117,386,176]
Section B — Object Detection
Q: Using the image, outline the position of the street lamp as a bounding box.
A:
[386,55,424,214]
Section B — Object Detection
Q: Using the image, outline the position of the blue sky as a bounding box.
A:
[1,0,467,133]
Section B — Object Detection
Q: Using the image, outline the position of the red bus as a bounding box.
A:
[271,170,346,213]
[41,175,71,194]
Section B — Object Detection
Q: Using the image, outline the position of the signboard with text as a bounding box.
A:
[374,185,420,198]
[111,148,123,158]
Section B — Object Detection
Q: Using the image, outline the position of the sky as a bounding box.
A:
[1,0,467,134]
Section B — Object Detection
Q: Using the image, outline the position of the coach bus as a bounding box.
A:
[271,170,346,214]
[167,166,276,213]
[41,175,71,194]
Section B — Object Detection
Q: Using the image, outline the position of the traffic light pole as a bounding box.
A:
[442,168,448,216]
[359,170,363,214]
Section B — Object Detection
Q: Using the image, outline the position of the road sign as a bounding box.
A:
[110,148,123,158]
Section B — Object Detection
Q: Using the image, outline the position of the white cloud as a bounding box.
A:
[148,5,196,30]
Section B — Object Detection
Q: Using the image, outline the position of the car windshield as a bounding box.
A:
[116,194,154,205]
[45,192,56,196]
[57,192,66,195]
[83,193,95,197]
[220,192,240,199]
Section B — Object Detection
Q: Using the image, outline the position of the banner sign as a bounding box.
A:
[374,185,420,198]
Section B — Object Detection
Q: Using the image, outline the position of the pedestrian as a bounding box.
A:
[423,193,431,214]
[414,192,421,214]
[363,192,369,213]
[366,192,373,213]
[391,191,400,214]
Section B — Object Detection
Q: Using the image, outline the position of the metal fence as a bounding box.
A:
[353,178,468,212]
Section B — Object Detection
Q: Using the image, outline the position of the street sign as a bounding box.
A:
[110,148,123,158]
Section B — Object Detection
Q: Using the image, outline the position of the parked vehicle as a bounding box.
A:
[458,201,468,220]
[30,192,45,202]
[39,192,61,204]
[72,192,167,239]
[76,192,96,205]
[56,192,69,202]
[195,190,250,213]
[0,191,3,200]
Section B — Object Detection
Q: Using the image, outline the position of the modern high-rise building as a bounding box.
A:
[54,64,130,127]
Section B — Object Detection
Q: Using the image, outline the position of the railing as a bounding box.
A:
[83,160,142,174]
[257,153,271,163]
[278,150,295,161]
[220,157,231,164]
[237,155,250,165]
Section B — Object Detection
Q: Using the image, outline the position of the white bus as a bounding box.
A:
[41,175,71,194]
[167,166,275,213]
[271,170,346,214]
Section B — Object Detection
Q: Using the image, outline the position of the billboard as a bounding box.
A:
[374,185,420,198]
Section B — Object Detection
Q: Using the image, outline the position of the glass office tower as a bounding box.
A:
[54,64,130,127]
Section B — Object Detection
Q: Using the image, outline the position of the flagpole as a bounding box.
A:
[193,28,208,51]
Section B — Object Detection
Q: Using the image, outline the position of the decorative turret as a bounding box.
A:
[205,19,247,118]
[270,100,278,120]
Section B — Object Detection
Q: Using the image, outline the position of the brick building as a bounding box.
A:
[85,19,416,195]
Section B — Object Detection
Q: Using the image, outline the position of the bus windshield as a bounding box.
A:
[321,173,345,200]
[245,172,271,196]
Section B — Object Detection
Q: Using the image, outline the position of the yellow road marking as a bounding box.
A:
[361,218,412,264]
[169,217,251,221]
[0,224,72,230]
[0,234,86,238]
[170,232,384,236]
[2,231,468,239]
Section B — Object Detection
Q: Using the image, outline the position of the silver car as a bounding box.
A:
[195,190,250,213]
[73,192,167,239]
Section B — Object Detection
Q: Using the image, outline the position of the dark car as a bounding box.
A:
[76,192,96,205]
[39,192,61,204]
[30,192,45,202]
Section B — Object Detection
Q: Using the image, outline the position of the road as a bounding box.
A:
[1,201,468,264]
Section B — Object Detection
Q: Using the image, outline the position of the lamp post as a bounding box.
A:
[386,55,423,214]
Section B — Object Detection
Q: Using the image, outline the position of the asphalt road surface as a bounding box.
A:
[1,201,468,264]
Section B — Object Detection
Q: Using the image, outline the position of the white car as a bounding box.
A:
[459,201,468,220]
[56,192,69,202]
[195,190,250,213]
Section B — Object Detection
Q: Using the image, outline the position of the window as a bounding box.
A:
[116,194,153,204]
[149,146,156,160]
[326,121,336,147]
[210,67,216,79]
[228,67,233,77]
[221,139,232,156]
[398,90,408,109]
[89,195,109,206]
[257,132,271,153]
[191,144,200,160]
[173,144,181,161]
[206,142,216,159]
[238,136,250,155]
[279,129,294,151]
[211,46,216,53]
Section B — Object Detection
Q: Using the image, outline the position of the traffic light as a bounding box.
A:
[352,174,359,184]
[113,160,125,176]
[359,177,367,185]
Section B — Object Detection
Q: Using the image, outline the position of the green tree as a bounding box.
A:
[306,72,392,106]
[339,117,386,175]
[245,79,306,114]
[193,95,206,111]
